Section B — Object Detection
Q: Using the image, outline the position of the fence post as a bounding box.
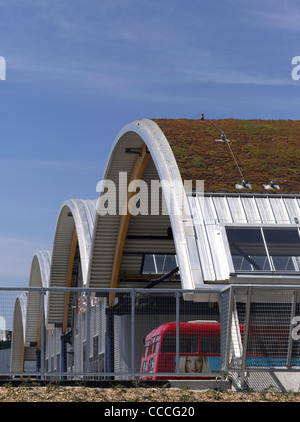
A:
[61,334,67,380]
[240,286,252,389]
[131,290,136,380]
[287,290,297,369]
[175,291,180,375]
[86,290,91,377]
[105,306,114,380]
[224,286,234,372]
[40,287,45,380]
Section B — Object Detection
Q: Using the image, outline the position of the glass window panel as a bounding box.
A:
[226,228,270,271]
[271,256,296,271]
[155,337,160,353]
[154,255,165,273]
[148,358,154,372]
[251,256,271,271]
[201,336,220,354]
[232,256,252,271]
[142,254,177,274]
[162,255,178,273]
[263,228,300,271]
[142,254,156,273]
[226,227,300,272]
[161,335,198,353]
[144,343,149,357]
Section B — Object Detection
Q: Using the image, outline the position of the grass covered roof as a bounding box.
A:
[153,118,300,194]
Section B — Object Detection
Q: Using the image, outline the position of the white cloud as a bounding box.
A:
[240,0,300,31]
[3,0,294,99]
[0,237,49,281]
[192,69,293,86]
[256,11,300,31]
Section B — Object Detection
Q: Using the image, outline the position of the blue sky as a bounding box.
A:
[0,0,299,286]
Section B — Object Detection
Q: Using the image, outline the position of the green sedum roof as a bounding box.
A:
[153,118,300,194]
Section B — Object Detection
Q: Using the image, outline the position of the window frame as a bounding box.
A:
[141,253,178,275]
[222,224,300,275]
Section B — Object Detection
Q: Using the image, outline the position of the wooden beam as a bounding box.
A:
[63,228,78,333]
[109,144,150,306]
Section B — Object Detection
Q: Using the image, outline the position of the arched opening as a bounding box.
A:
[46,199,97,376]
[25,250,51,373]
[88,119,201,377]
[88,119,198,294]
[10,294,27,374]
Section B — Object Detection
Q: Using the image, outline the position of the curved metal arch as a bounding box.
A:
[64,198,97,284]
[47,198,97,326]
[10,293,27,373]
[25,250,51,348]
[88,119,201,294]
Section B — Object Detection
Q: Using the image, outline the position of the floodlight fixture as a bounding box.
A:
[215,131,230,143]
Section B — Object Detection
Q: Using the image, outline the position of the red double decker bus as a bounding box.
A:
[140,320,300,380]
[140,321,221,380]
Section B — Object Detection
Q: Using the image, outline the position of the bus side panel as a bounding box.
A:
[206,356,221,372]
[156,353,176,375]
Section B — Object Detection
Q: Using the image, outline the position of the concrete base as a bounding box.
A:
[230,371,300,392]
[168,379,231,391]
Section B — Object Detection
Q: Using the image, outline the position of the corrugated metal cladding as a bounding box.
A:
[10,293,27,372]
[120,157,178,288]
[89,152,179,289]
[25,250,51,347]
[71,299,106,373]
[89,119,197,291]
[45,328,62,371]
[89,131,144,289]
[188,194,300,284]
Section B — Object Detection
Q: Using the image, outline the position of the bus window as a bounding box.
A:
[154,336,160,353]
[148,357,154,372]
[201,336,220,354]
[143,342,149,358]
[161,335,198,353]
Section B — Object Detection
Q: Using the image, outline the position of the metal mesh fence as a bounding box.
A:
[0,287,222,380]
[134,290,220,379]
[0,289,20,377]
[2,286,300,385]
[223,287,300,375]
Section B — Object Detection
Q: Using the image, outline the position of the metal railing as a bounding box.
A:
[1,286,222,380]
[220,285,300,390]
[2,285,300,390]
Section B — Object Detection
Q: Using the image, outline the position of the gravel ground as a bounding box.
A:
[0,382,300,402]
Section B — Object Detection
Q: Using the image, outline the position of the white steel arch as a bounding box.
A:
[88,119,202,293]
[47,198,97,326]
[25,250,51,348]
